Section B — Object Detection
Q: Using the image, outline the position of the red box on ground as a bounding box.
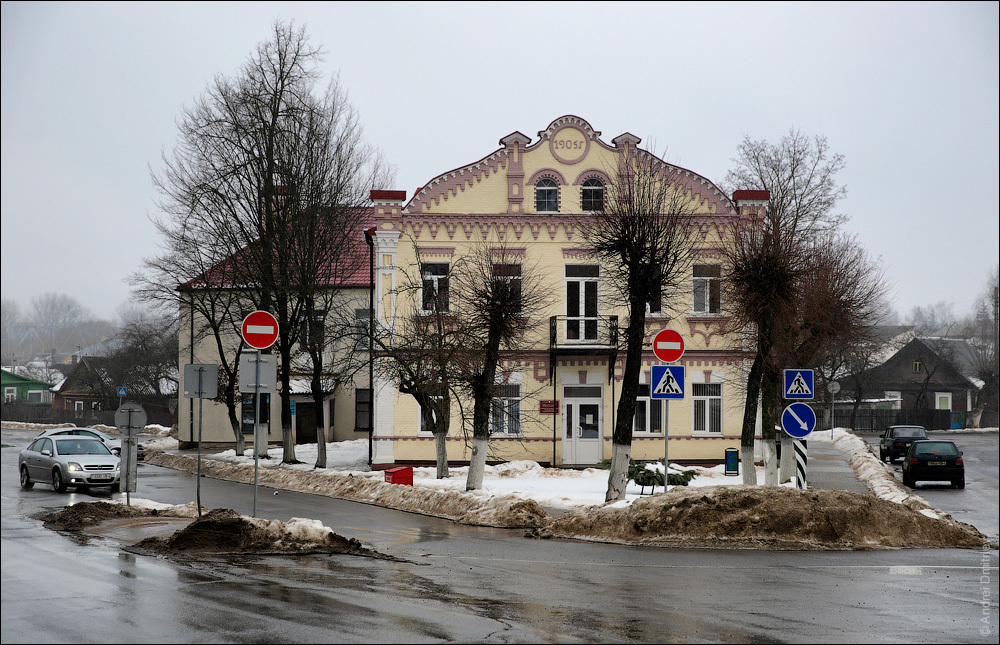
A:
[384,466,413,485]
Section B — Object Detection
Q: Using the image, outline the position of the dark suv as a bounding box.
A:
[879,425,927,462]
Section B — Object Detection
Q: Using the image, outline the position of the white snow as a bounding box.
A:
[205,439,792,510]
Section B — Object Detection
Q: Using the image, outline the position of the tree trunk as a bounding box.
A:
[466,327,501,491]
[740,445,756,485]
[740,355,764,486]
[280,350,297,463]
[466,436,489,490]
[779,433,793,483]
[313,376,326,469]
[434,432,449,479]
[225,383,244,455]
[761,366,780,486]
[605,302,645,502]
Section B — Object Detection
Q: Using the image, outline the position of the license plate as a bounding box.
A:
[927,461,946,466]
[89,474,113,481]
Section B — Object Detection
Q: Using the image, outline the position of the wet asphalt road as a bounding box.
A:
[860,431,999,543]
[3,426,998,643]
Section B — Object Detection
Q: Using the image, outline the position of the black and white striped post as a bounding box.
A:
[793,439,808,489]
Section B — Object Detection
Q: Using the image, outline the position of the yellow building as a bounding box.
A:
[370,116,767,468]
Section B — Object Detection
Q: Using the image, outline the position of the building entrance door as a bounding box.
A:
[563,385,603,465]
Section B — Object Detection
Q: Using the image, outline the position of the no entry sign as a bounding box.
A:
[652,328,685,363]
[241,311,279,349]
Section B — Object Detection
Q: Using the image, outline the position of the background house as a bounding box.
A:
[839,337,978,430]
[52,356,176,427]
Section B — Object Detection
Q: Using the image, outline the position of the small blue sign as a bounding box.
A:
[117,386,127,397]
[651,365,685,400]
[783,369,814,400]
[290,400,296,416]
[781,403,816,438]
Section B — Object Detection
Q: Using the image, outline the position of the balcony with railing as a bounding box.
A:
[548,315,619,352]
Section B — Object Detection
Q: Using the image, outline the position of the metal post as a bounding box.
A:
[125,407,132,507]
[196,367,204,517]
[663,401,670,492]
[794,439,808,489]
[253,350,261,517]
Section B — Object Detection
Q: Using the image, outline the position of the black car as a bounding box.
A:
[901,440,965,489]
[879,425,927,462]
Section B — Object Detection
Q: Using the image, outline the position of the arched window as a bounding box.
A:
[535,178,558,212]
[581,177,604,211]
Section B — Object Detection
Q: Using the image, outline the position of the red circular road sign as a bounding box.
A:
[652,328,685,363]
[242,311,279,349]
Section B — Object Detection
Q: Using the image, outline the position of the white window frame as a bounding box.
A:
[691,372,724,435]
[565,264,600,343]
[416,385,445,436]
[493,263,523,315]
[581,177,604,212]
[535,178,559,212]
[934,391,952,411]
[692,264,722,314]
[632,373,665,436]
[491,373,523,436]
[420,262,450,313]
[884,391,902,410]
[4,387,15,402]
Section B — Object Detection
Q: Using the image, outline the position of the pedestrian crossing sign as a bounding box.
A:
[783,369,814,400]
[651,365,685,400]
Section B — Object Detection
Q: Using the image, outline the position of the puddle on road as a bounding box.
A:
[85,516,194,542]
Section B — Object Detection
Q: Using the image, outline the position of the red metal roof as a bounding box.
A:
[732,190,770,201]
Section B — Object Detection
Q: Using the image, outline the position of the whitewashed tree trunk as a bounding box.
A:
[465,436,488,490]
[741,445,757,485]
[763,439,778,485]
[605,443,631,501]
[779,433,793,483]
[434,432,449,479]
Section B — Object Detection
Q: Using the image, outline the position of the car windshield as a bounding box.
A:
[892,427,926,438]
[55,438,112,456]
[913,442,959,456]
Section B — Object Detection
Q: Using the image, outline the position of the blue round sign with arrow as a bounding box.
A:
[781,402,816,438]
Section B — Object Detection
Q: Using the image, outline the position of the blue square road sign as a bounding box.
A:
[651,365,685,400]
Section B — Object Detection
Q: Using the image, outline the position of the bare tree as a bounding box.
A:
[147,21,390,463]
[105,313,179,398]
[583,150,693,502]
[964,266,999,426]
[339,245,467,478]
[30,292,89,327]
[723,129,849,485]
[450,243,545,491]
[1,298,22,364]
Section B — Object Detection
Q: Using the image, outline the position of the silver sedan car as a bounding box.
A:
[19,436,121,493]
[35,427,146,461]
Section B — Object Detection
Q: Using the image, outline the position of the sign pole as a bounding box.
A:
[125,407,132,507]
[663,401,669,492]
[794,439,808,489]
[196,367,204,517]
[253,349,261,518]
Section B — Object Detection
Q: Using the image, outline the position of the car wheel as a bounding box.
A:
[902,472,913,487]
[51,468,67,493]
[954,477,965,489]
[879,449,886,462]
[20,466,33,490]
[110,483,120,494]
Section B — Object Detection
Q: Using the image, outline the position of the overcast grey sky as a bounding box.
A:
[2,1,997,323]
